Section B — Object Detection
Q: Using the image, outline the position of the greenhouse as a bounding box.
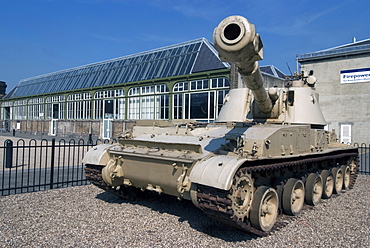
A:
[0,38,285,138]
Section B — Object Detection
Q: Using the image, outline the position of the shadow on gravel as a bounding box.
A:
[96,191,258,242]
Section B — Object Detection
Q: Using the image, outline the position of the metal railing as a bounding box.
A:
[1,139,369,197]
[0,138,113,196]
[354,143,370,175]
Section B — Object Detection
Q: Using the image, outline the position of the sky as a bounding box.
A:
[1,0,369,92]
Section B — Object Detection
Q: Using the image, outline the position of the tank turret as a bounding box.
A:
[83,15,359,236]
[214,16,326,127]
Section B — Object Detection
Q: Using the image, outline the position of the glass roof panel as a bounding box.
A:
[5,38,229,99]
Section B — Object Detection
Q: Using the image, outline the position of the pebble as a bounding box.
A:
[0,175,369,247]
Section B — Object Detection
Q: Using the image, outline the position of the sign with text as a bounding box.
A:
[340,68,370,84]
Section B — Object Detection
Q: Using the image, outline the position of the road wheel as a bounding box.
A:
[305,173,323,205]
[332,167,343,194]
[320,170,334,199]
[250,186,278,232]
[282,178,305,216]
[341,165,350,190]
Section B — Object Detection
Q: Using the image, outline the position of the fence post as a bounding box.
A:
[88,133,93,145]
[5,139,13,168]
[50,138,56,189]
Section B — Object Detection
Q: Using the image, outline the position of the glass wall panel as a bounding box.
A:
[28,98,44,120]
[46,95,65,120]
[140,96,155,119]
[155,95,169,119]
[95,99,103,120]
[67,93,91,119]
[115,98,125,119]
[94,89,125,120]
[13,100,27,120]
[129,97,140,119]
[172,77,229,122]
[173,94,183,120]
[127,84,169,120]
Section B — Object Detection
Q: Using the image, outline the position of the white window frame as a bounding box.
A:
[340,124,352,144]
[172,77,229,122]
[67,93,91,119]
[127,84,169,120]
[93,90,125,120]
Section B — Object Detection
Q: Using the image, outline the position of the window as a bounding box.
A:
[115,98,125,119]
[94,99,103,119]
[173,94,182,120]
[184,92,214,120]
[173,82,188,92]
[67,93,91,119]
[13,100,27,120]
[156,95,169,119]
[1,101,13,120]
[142,86,154,95]
[211,78,230,88]
[173,77,229,122]
[140,96,154,119]
[28,98,44,120]
[155,84,169,93]
[218,90,228,113]
[46,95,65,120]
[340,124,352,144]
[94,89,125,120]
[127,84,169,120]
[190,79,209,91]
[128,87,140,96]
[129,97,140,119]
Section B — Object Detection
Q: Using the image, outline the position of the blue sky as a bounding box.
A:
[1,0,369,92]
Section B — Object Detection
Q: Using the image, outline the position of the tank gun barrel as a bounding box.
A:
[213,15,272,114]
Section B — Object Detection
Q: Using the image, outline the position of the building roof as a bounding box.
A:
[260,65,286,79]
[5,38,229,99]
[299,38,370,63]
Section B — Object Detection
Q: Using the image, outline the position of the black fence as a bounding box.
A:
[1,139,369,197]
[0,138,114,196]
[354,143,370,175]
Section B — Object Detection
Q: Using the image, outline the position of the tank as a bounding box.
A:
[83,15,359,236]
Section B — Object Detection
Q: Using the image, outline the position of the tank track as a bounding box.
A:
[85,165,147,201]
[196,151,359,237]
[85,151,358,237]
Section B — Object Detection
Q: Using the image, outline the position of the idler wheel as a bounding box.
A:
[340,165,351,190]
[250,186,278,232]
[320,170,334,199]
[282,178,305,216]
[305,173,323,206]
[331,167,343,194]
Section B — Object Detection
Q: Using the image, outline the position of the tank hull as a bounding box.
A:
[84,123,359,236]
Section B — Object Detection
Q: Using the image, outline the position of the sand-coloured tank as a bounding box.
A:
[83,15,359,236]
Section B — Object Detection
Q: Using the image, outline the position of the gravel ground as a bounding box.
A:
[1,175,369,248]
